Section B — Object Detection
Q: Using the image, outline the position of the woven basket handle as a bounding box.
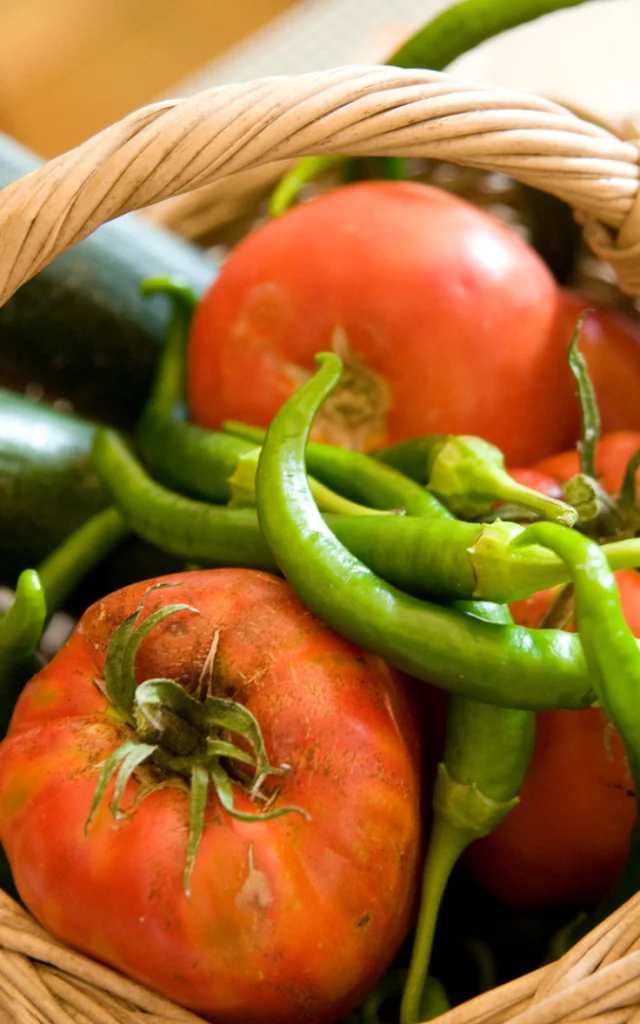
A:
[0,65,639,300]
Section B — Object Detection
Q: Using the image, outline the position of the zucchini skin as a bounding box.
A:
[0,133,216,428]
[0,389,183,593]
[0,388,108,577]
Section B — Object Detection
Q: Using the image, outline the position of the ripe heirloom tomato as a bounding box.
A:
[188,181,573,466]
[465,441,640,909]
[0,569,422,1024]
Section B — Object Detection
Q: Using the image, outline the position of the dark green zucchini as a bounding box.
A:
[0,388,108,576]
[0,387,182,594]
[0,133,216,428]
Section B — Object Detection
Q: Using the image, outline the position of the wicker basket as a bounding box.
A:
[2,64,640,1024]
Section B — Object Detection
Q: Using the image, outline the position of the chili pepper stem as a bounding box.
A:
[471,526,640,602]
[269,155,344,218]
[400,813,465,1024]
[401,761,521,1024]
[427,435,577,525]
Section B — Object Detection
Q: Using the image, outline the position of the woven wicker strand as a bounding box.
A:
[1,62,640,1023]
[0,892,203,1023]
[0,66,639,300]
[4,886,640,1024]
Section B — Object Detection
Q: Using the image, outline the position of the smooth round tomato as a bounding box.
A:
[188,181,573,466]
[465,448,640,909]
[557,290,640,438]
[0,569,422,1023]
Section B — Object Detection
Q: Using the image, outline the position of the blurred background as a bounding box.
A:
[0,0,637,160]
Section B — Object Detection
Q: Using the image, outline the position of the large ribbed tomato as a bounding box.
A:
[187,181,572,466]
[0,569,422,1023]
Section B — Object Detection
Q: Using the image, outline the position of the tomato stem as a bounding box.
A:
[400,807,468,1024]
[568,312,600,480]
[88,598,308,893]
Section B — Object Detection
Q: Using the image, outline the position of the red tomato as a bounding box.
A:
[466,449,640,908]
[0,570,421,1023]
[534,430,640,497]
[188,182,573,465]
[557,290,640,438]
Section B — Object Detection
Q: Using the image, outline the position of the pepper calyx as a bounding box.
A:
[432,763,519,839]
[427,435,577,525]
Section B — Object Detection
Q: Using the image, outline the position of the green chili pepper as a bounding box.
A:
[270,0,592,214]
[253,352,598,709]
[96,428,640,606]
[227,446,390,517]
[136,279,255,505]
[0,504,128,735]
[224,423,577,522]
[223,422,448,518]
[96,429,279,572]
[251,352,538,1014]
[514,522,640,915]
[391,0,590,70]
[400,605,534,1023]
[0,570,46,725]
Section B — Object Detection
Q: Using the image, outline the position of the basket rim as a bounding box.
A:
[0,64,638,299]
[2,60,640,1024]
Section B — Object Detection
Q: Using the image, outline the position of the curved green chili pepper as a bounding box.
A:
[227,446,390,518]
[224,420,575,523]
[514,522,640,916]
[270,0,592,213]
[136,279,255,505]
[252,353,538,1016]
[0,507,128,734]
[269,156,344,219]
[137,280,447,519]
[254,353,598,710]
[514,523,640,774]
[96,429,279,572]
[96,429,640,605]
[391,0,590,70]
[400,605,534,1024]
[0,570,46,712]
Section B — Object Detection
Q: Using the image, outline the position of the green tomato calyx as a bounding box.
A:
[87,587,308,896]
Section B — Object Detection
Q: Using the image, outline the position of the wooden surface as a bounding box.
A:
[0,0,299,157]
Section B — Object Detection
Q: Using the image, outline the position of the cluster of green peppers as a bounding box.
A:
[4,272,640,1020]
[0,1,616,1017]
